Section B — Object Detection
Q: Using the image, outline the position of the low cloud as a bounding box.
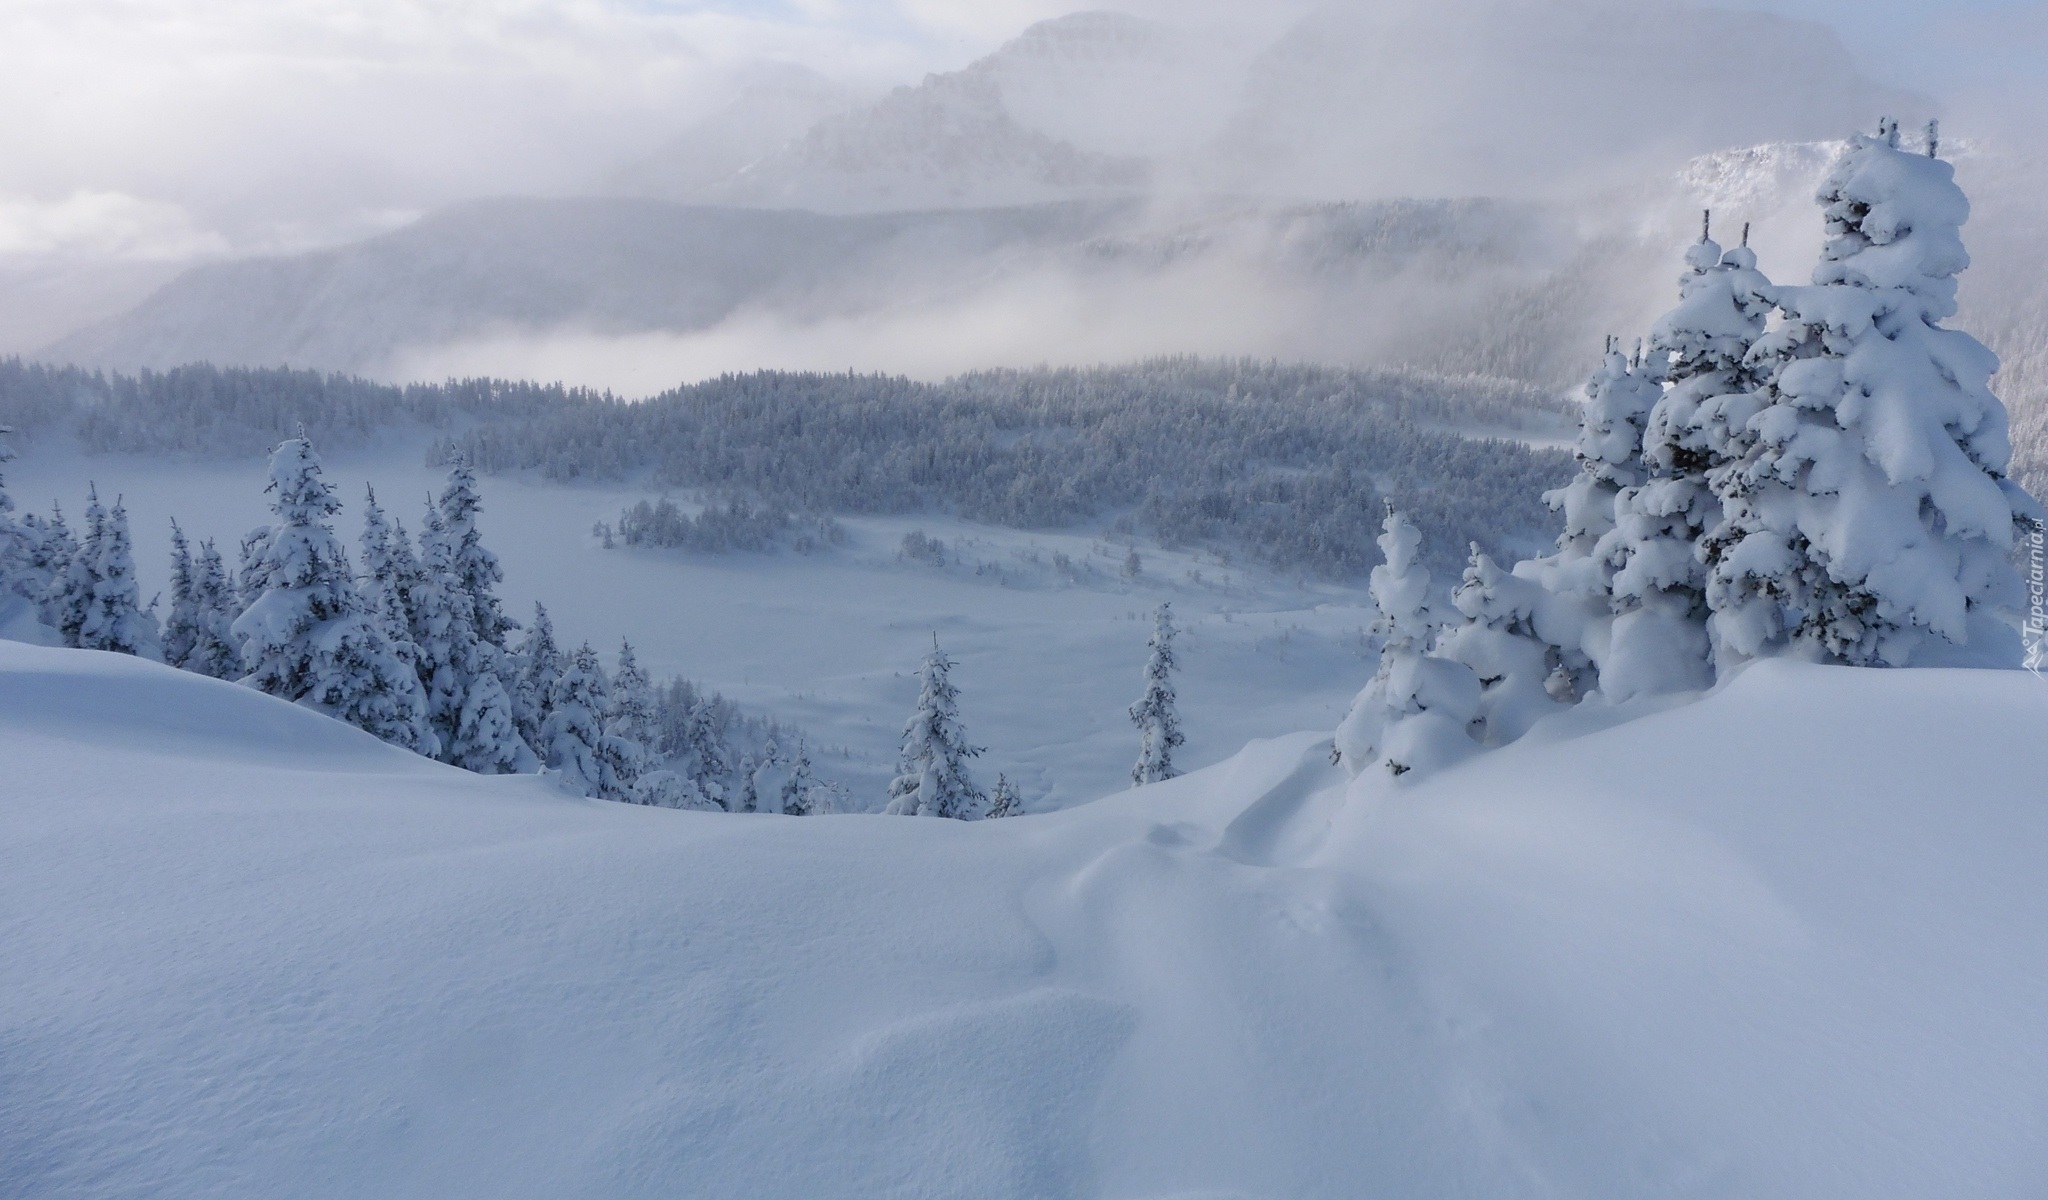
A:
[0,191,230,262]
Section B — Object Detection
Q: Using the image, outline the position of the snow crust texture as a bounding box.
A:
[5,641,2047,1198]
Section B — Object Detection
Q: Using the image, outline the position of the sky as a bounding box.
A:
[0,0,2038,265]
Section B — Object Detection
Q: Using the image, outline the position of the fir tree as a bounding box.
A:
[885,640,985,818]
[1706,122,2045,666]
[1128,603,1185,786]
[232,437,436,755]
[1334,505,1480,778]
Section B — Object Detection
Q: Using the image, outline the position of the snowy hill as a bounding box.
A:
[6,639,2048,1197]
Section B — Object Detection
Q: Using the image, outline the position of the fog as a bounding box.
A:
[3,0,2044,384]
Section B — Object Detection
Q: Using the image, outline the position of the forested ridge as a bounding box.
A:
[0,356,1579,579]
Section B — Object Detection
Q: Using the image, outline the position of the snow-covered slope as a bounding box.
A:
[41,199,1135,375]
[6,640,2047,1197]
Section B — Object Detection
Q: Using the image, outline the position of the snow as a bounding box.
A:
[2,444,1378,808]
[6,634,2048,1197]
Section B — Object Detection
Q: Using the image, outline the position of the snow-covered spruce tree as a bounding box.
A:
[1334,505,1480,778]
[742,744,796,815]
[591,718,646,802]
[605,640,658,752]
[357,488,419,647]
[46,486,106,647]
[412,504,534,774]
[184,538,244,680]
[81,497,162,658]
[676,698,732,810]
[233,438,436,754]
[18,506,75,623]
[1518,345,1663,696]
[985,773,1022,818]
[885,640,986,818]
[1128,602,1185,786]
[1601,217,1775,692]
[510,602,562,751]
[1436,544,1567,745]
[1705,120,2045,667]
[0,424,29,604]
[162,519,202,669]
[541,642,632,798]
[435,457,517,649]
[778,741,822,815]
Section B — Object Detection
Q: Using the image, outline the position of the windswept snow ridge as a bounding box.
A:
[4,642,2046,1197]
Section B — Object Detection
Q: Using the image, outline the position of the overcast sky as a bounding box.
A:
[0,0,2039,263]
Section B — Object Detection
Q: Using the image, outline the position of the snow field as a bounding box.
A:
[4,443,1377,807]
[5,641,2047,1198]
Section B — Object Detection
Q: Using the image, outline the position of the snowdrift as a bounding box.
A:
[4,640,2046,1198]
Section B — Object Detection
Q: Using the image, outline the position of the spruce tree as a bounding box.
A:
[885,640,985,818]
[1519,345,1662,694]
[357,488,419,645]
[985,774,1022,818]
[163,520,202,668]
[1436,545,1566,744]
[778,741,822,815]
[46,486,106,648]
[1128,603,1185,786]
[435,457,516,649]
[232,437,436,755]
[1705,121,2045,666]
[1601,216,1775,689]
[511,602,562,750]
[185,538,244,680]
[19,506,75,623]
[0,424,27,604]
[1334,505,1480,778]
[541,642,617,796]
[605,640,658,751]
[412,503,534,774]
[677,698,732,809]
[77,496,160,658]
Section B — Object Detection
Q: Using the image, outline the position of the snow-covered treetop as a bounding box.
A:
[265,438,344,531]
[1368,504,1433,649]
[1811,122,1969,320]
[1648,221,1775,390]
[1573,346,1659,486]
[1450,544,1547,631]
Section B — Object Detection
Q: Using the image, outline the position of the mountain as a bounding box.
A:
[1205,0,1921,200]
[6,638,2047,1196]
[617,3,1920,212]
[41,198,1138,376]
[691,12,1185,213]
